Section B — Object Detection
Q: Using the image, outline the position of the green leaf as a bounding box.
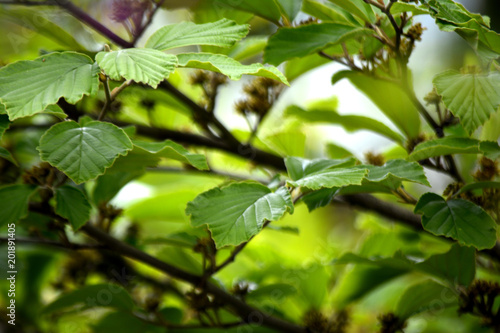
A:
[433,70,500,135]
[396,280,457,320]
[96,49,178,89]
[327,0,375,23]
[0,184,37,227]
[42,105,67,119]
[274,0,303,22]
[480,141,500,160]
[425,0,500,61]
[332,265,407,307]
[287,167,368,190]
[302,0,357,24]
[0,52,99,120]
[93,311,163,333]
[301,188,338,212]
[332,71,421,139]
[264,23,372,66]
[416,244,475,287]
[42,284,135,314]
[247,283,297,300]
[454,181,500,197]
[177,53,289,85]
[408,137,480,161]
[55,185,91,230]
[38,121,133,184]
[414,192,497,250]
[361,159,431,188]
[0,114,10,140]
[262,130,306,157]
[212,0,283,23]
[93,171,143,205]
[186,183,293,248]
[227,36,268,61]
[390,3,429,16]
[132,140,209,170]
[145,18,249,51]
[285,156,357,181]
[285,105,405,144]
[0,147,18,166]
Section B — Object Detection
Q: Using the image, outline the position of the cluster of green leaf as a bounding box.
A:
[0,0,499,332]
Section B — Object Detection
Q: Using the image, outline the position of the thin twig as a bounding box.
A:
[131,0,166,45]
[53,0,133,48]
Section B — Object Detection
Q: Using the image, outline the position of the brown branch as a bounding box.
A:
[27,202,309,333]
[81,225,310,333]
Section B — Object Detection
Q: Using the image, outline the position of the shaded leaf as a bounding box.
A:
[93,171,144,205]
[93,311,163,333]
[275,0,303,22]
[42,284,134,314]
[396,280,457,320]
[177,53,289,85]
[0,52,99,120]
[264,23,372,65]
[186,183,293,248]
[301,188,338,212]
[414,192,497,250]
[0,114,10,140]
[247,283,297,300]
[96,49,178,88]
[433,70,500,134]
[145,18,249,51]
[416,244,475,287]
[454,181,500,197]
[38,121,133,184]
[55,185,91,230]
[0,147,17,166]
[0,184,37,227]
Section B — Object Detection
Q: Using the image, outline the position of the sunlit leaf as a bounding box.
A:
[360,159,431,188]
[408,137,482,161]
[38,120,133,184]
[274,0,303,22]
[96,49,178,88]
[132,140,208,170]
[302,0,358,25]
[390,3,429,16]
[287,167,368,190]
[433,70,500,134]
[285,156,357,181]
[0,52,99,120]
[327,0,375,23]
[264,23,372,66]
[55,185,91,230]
[177,53,289,85]
[145,18,249,51]
[186,183,293,248]
[414,192,497,250]
[454,181,500,197]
